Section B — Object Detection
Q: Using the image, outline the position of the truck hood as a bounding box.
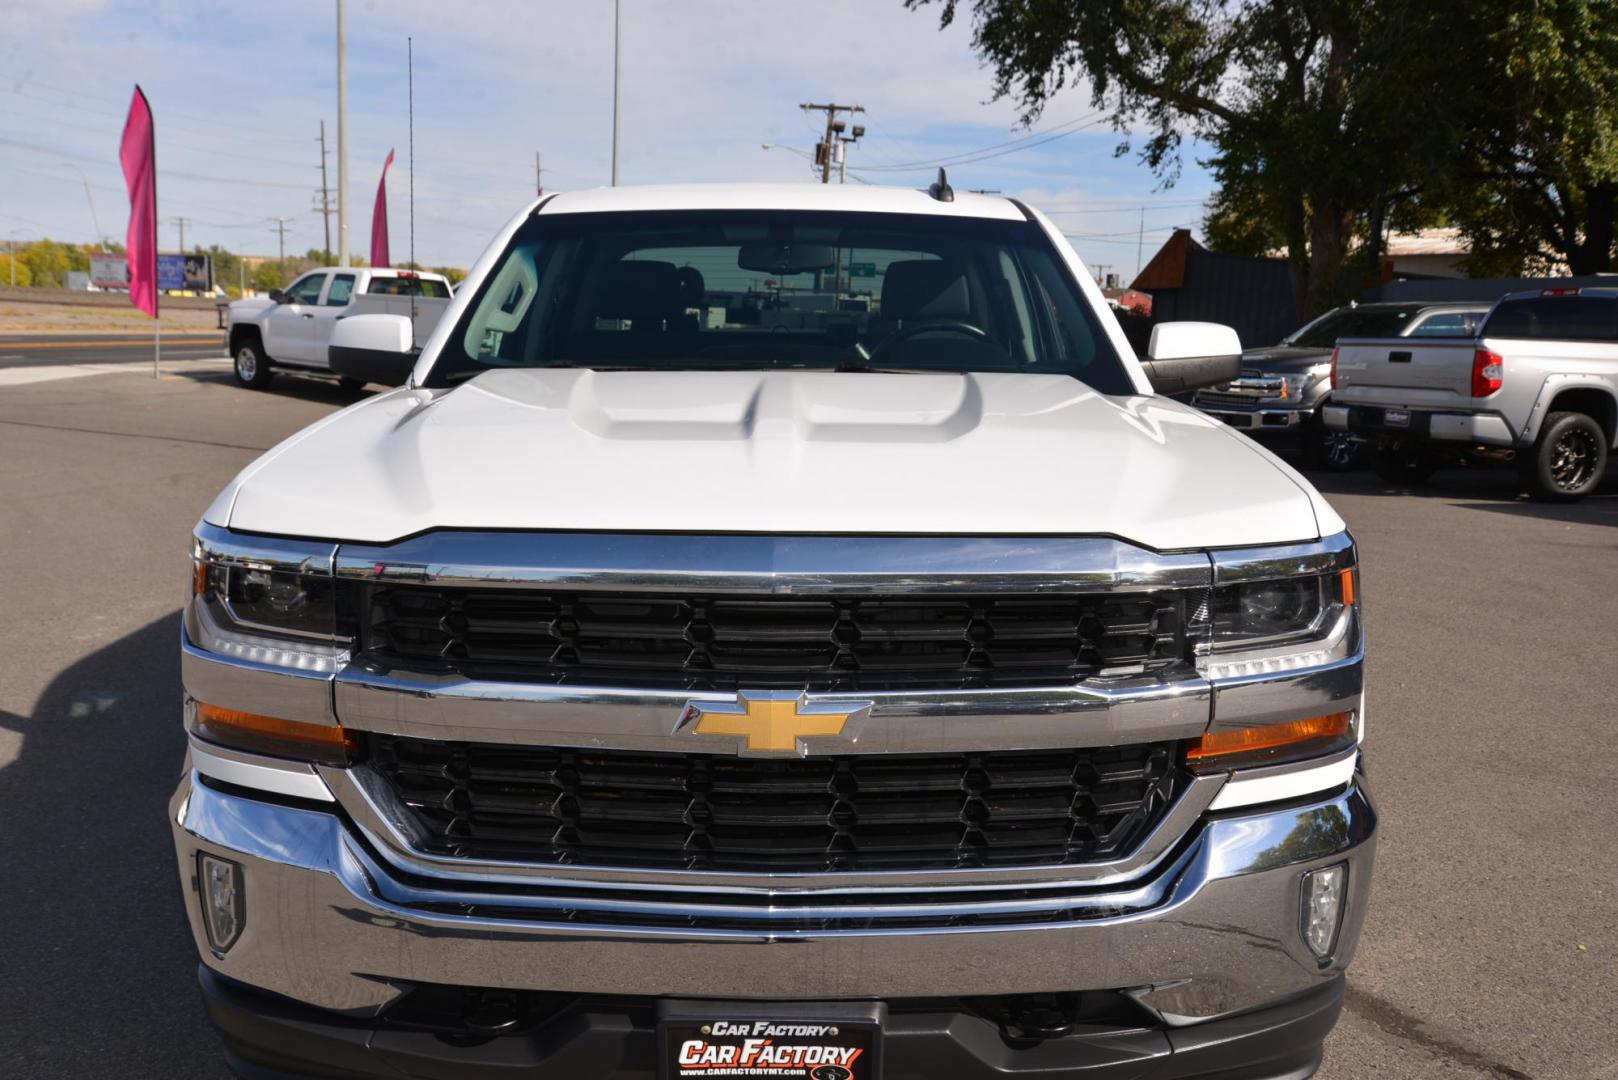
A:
[228,296,276,319]
[1240,346,1333,374]
[213,369,1332,550]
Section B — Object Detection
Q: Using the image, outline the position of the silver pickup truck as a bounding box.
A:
[1325,288,1618,499]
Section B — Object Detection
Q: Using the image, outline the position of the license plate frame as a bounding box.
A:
[659,1010,882,1080]
[1383,408,1411,428]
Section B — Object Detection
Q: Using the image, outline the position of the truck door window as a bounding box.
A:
[324,274,356,306]
[284,274,325,305]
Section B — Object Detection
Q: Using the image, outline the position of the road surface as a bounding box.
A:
[0,332,226,370]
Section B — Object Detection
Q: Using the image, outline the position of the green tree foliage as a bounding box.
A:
[907,0,1464,313]
[910,1,1618,295]
[1445,1,1618,274]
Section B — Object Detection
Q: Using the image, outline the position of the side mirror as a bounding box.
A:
[1141,322,1242,394]
[268,289,286,304]
[329,313,415,388]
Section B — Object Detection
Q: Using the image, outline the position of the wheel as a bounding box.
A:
[337,375,367,393]
[1371,443,1440,485]
[1305,417,1363,472]
[232,340,274,389]
[1520,411,1608,501]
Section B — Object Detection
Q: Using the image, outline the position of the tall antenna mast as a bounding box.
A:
[408,36,417,327]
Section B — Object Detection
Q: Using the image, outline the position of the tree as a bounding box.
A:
[1445,1,1618,274]
[906,0,1467,314]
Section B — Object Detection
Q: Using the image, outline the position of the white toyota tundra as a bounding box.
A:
[175,182,1374,1080]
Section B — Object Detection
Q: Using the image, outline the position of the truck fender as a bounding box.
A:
[1521,375,1618,448]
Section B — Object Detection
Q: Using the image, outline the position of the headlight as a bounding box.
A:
[191,531,341,641]
[204,563,336,639]
[1197,549,1359,679]
[187,525,355,763]
[1209,574,1332,651]
[1277,367,1328,401]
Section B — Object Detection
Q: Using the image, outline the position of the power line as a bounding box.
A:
[856,111,1106,172]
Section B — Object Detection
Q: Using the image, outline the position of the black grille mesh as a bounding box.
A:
[370,735,1180,873]
[363,586,1190,691]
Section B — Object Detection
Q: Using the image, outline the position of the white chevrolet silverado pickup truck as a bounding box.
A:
[175,182,1374,1080]
[1326,287,1618,499]
[225,266,453,391]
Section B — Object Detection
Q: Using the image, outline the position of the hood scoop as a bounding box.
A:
[468,367,984,443]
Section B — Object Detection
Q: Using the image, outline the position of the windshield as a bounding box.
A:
[1284,306,1422,348]
[425,209,1133,393]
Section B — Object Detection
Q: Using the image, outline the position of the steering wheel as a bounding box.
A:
[867,320,995,363]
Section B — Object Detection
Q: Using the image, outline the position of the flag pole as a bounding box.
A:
[154,316,161,379]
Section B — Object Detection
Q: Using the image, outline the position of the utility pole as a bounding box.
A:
[800,103,864,184]
[316,120,333,262]
[271,217,291,280]
[611,0,621,185]
[336,0,350,266]
[172,216,192,253]
[535,151,545,196]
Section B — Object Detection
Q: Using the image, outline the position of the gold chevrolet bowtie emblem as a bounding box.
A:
[686,692,871,754]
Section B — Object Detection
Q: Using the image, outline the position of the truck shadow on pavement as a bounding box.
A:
[179,366,376,407]
[0,612,228,1079]
[1305,466,1618,530]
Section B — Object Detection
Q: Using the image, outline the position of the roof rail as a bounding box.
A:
[927,167,954,203]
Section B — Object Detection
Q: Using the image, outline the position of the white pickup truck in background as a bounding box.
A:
[1325,287,1618,499]
[225,267,454,391]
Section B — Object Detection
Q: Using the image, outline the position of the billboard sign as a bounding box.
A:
[90,254,130,290]
[92,252,212,292]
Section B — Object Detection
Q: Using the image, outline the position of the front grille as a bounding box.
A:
[370,735,1181,873]
[1194,390,1265,411]
[362,586,1193,691]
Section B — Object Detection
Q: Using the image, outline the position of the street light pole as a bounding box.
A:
[336,0,350,266]
[63,164,105,247]
[611,0,621,186]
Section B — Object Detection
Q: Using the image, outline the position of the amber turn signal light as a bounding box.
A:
[194,702,358,765]
[1186,712,1354,772]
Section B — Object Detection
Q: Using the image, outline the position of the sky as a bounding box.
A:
[0,0,1214,280]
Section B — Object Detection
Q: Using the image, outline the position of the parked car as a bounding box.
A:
[175,182,1372,1080]
[1193,301,1488,470]
[225,266,454,390]
[1326,287,1618,499]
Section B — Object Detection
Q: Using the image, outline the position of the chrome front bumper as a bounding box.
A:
[171,763,1376,1027]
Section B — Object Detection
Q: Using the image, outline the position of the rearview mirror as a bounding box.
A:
[736,243,836,275]
[329,313,415,388]
[268,289,286,304]
[1141,322,1242,394]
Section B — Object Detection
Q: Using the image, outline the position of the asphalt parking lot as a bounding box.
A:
[0,363,1614,1079]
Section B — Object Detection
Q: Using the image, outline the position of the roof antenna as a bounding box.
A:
[928,167,954,203]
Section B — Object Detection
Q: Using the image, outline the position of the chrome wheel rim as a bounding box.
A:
[235,347,257,381]
[1550,426,1600,490]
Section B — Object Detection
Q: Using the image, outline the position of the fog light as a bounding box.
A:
[199,854,244,953]
[1300,863,1347,960]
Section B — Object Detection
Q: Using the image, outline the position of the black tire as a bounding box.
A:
[1371,443,1440,485]
[337,375,367,394]
[1520,410,1608,502]
[1304,416,1363,472]
[232,338,274,389]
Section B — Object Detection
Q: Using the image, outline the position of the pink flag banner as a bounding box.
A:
[119,86,157,318]
[370,149,395,268]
